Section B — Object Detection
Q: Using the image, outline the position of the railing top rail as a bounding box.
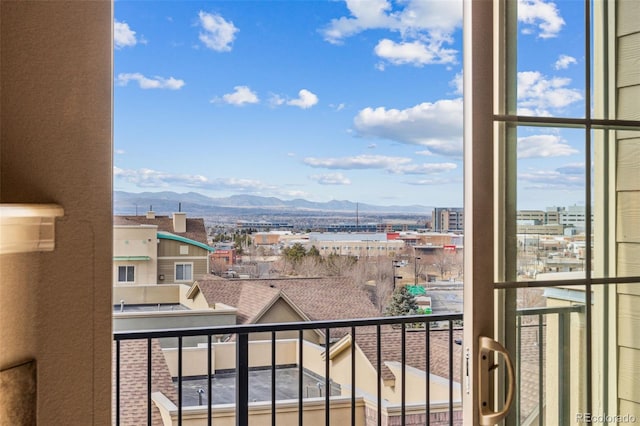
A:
[515,305,585,316]
[113,312,463,341]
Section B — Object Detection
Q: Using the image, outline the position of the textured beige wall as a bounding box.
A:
[114,226,159,284]
[0,1,112,424]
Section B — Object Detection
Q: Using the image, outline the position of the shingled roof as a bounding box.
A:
[112,339,178,426]
[114,215,208,245]
[249,277,381,322]
[353,326,463,383]
[193,278,283,324]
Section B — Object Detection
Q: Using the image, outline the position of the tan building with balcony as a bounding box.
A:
[114,213,214,285]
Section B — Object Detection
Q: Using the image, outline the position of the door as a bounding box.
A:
[463,0,640,424]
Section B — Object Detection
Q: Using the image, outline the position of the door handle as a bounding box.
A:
[478,336,515,425]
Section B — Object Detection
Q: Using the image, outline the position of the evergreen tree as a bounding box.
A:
[282,242,307,263]
[384,286,419,317]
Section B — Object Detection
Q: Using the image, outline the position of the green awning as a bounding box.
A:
[157,232,215,252]
[113,256,151,261]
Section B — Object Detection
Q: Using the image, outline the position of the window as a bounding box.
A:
[175,263,193,281]
[118,265,135,283]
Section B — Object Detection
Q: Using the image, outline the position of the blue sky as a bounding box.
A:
[114,0,587,209]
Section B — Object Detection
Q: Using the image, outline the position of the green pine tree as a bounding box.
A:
[384,286,419,317]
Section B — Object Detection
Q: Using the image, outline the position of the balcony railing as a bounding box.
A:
[113,305,584,426]
[113,313,463,426]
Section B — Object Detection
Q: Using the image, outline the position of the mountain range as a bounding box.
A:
[114,191,433,216]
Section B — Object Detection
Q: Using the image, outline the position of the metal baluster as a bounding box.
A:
[236,333,249,426]
[538,314,543,426]
[207,334,212,426]
[147,338,152,426]
[272,331,276,426]
[426,321,430,426]
[299,329,304,426]
[325,327,330,426]
[351,326,356,426]
[116,340,121,426]
[377,325,382,426]
[178,336,183,426]
[448,321,453,426]
[401,321,406,426]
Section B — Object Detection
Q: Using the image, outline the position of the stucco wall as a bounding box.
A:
[114,226,159,285]
[0,1,112,424]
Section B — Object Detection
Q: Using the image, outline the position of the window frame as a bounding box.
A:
[117,265,135,283]
[174,262,193,282]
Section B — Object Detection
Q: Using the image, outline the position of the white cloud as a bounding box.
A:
[353,98,463,157]
[287,89,319,109]
[518,167,584,190]
[304,154,411,170]
[116,73,185,90]
[374,39,456,66]
[554,54,577,70]
[321,0,462,66]
[450,71,463,95]
[517,71,582,116]
[198,11,238,52]
[390,162,457,175]
[213,86,259,106]
[303,154,456,176]
[114,20,138,49]
[518,0,565,38]
[114,166,273,192]
[406,177,459,186]
[309,173,352,185]
[115,149,126,155]
[269,94,286,107]
[517,134,579,159]
[555,163,584,175]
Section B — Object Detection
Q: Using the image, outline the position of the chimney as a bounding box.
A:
[146,206,155,219]
[173,212,186,233]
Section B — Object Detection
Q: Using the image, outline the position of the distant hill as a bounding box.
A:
[114,191,433,216]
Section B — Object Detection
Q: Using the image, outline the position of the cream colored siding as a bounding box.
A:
[255,298,319,343]
[619,347,640,405]
[617,33,640,87]
[618,1,640,37]
[616,2,640,416]
[158,239,208,257]
[617,139,640,191]
[158,259,208,284]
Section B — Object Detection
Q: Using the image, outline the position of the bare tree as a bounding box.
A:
[210,258,229,276]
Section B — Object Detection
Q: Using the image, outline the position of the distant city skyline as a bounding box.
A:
[114,0,588,209]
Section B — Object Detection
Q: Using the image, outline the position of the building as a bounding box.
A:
[114,212,214,285]
[304,232,405,258]
[431,207,464,233]
[236,220,293,231]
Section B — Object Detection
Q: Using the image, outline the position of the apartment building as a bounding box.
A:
[432,207,464,233]
[114,213,214,285]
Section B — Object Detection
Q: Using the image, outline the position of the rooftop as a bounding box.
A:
[114,215,208,245]
[177,367,340,406]
[113,303,189,313]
